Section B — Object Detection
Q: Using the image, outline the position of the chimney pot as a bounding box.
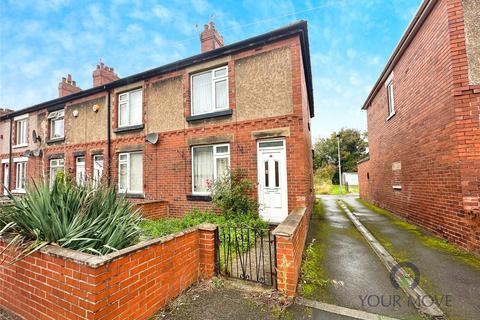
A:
[58,74,81,97]
[92,61,119,87]
[200,21,224,53]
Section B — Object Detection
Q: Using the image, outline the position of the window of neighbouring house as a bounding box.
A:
[118,152,143,194]
[191,66,228,116]
[118,89,142,128]
[76,157,86,186]
[15,160,27,192]
[192,144,230,194]
[14,116,28,147]
[48,110,65,139]
[386,78,395,119]
[49,158,64,187]
[93,155,104,188]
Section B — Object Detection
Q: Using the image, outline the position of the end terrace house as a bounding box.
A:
[0,21,315,224]
[358,0,479,252]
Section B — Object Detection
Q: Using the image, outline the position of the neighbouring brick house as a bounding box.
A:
[358,0,479,252]
[0,21,314,224]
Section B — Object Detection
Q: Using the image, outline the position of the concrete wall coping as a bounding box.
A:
[1,223,219,269]
[272,207,306,238]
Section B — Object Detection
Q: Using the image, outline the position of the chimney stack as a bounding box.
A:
[58,74,81,97]
[0,108,14,117]
[92,62,120,87]
[200,21,224,53]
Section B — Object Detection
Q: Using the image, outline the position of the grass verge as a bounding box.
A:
[315,183,359,195]
[298,199,333,302]
[355,198,480,270]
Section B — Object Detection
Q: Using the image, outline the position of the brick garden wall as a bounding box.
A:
[134,200,169,219]
[358,0,480,252]
[273,207,310,296]
[0,224,216,320]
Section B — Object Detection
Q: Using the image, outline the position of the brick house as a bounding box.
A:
[0,21,314,224]
[358,0,479,252]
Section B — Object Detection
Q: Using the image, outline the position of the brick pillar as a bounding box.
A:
[274,235,297,296]
[198,223,217,279]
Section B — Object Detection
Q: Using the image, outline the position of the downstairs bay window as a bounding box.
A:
[192,144,230,194]
[118,152,143,194]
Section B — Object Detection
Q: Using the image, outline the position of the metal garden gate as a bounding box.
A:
[215,225,277,287]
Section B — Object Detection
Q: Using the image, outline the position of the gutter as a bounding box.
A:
[361,0,438,110]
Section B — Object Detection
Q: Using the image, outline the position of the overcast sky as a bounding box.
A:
[0,0,421,142]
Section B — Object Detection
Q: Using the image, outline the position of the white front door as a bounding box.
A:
[3,163,9,195]
[257,139,288,224]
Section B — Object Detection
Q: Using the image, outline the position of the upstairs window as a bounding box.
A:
[385,74,395,119]
[192,144,230,194]
[118,89,142,128]
[14,116,28,147]
[48,110,65,139]
[191,66,228,115]
[118,152,143,194]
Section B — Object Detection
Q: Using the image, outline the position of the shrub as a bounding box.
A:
[0,178,142,259]
[210,168,259,220]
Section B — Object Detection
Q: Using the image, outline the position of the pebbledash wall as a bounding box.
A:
[0,224,217,320]
[358,0,480,253]
[0,22,314,220]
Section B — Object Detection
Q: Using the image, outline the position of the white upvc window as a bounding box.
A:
[14,158,27,193]
[191,66,228,116]
[385,74,395,119]
[92,155,104,188]
[118,152,143,194]
[49,158,65,187]
[192,144,230,195]
[118,89,143,128]
[14,115,28,147]
[76,157,86,186]
[48,110,65,139]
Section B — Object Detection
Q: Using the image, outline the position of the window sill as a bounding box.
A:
[46,137,65,144]
[114,124,144,133]
[186,109,233,122]
[392,185,402,190]
[119,192,145,199]
[12,144,28,149]
[12,189,26,194]
[187,194,212,202]
[386,112,396,121]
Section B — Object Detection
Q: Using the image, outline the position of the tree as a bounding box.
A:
[313,128,368,183]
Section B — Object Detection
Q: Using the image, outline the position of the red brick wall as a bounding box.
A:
[274,207,311,296]
[135,200,169,219]
[0,225,216,320]
[358,0,480,252]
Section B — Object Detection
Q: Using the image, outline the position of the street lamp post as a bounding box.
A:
[337,133,342,195]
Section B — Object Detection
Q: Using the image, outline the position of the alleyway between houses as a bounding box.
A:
[298,195,480,320]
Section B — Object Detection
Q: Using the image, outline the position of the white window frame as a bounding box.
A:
[13,157,28,193]
[92,155,104,188]
[191,143,230,195]
[190,66,229,116]
[385,74,395,119]
[118,89,143,128]
[49,158,65,187]
[118,152,143,194]
[75,157,86,187]
[13,115,28,148]
[48,110,65,139]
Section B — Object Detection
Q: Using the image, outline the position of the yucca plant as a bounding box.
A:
[0,175,142,263]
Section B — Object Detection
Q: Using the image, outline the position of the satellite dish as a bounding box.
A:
[146,133,159,145]
[32,130,41,143]
[33,149,42,157]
